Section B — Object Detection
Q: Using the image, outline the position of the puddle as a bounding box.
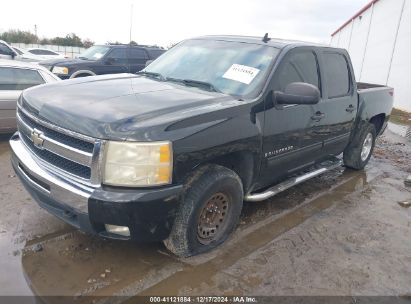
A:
[21,233,182,298]
[14,167,375,302]
[130,170,374,298]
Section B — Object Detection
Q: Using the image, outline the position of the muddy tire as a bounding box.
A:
[163,165,243,257]
[343,122,376,170]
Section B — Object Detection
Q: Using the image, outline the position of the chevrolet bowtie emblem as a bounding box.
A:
[31,129,44,149]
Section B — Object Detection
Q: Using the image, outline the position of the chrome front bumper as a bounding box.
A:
[10,133,93,213]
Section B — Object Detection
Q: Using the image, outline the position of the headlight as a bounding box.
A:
[52,66,68,75]
[103,141,172,187]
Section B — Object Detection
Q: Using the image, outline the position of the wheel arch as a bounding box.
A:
[369,113,386,135]
[199,151,257,194]
[70,70,96,78]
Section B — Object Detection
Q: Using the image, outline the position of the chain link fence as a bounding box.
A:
[10,43,87,58]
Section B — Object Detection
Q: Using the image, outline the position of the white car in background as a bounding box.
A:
[0,60,60,134]
[11,46,65,62]
[0,41,66,62]
[22,48,66,61]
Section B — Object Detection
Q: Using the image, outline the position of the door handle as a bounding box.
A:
[311,111,325,121]
[346,105,355,113]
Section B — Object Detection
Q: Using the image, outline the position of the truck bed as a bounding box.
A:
[356,82,394,131]
[357,82,391,91]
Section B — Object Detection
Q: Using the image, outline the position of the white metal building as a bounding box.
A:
[330,0,411,112]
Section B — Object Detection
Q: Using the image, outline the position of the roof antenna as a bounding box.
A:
[262,33,271,43]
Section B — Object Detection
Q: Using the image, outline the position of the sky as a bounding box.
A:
[0,0,371,48]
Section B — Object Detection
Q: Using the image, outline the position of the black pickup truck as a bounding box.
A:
[10,35,393,257]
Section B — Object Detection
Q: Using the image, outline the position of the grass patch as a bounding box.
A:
[390,108,411,126]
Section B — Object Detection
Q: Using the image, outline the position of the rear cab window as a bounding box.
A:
[322,52,351,98]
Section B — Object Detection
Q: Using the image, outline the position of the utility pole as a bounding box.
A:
[34,24,38,43]
[129,4,133,43]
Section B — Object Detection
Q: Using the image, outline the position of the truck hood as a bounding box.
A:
[39,58,95,67]
[21,74,239,141]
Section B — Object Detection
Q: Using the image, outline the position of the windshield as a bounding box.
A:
[78,45,110,60]
[144,39,280,97]
[13,47,24,55]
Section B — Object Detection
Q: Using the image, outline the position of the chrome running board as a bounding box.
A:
[245,158,343,202]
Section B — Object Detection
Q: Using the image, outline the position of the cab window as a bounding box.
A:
[323,53,351,98]
[273,50,320,93]
[106,48,128,64]
[128,48,149,63]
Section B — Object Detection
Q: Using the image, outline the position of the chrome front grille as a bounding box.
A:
[18,110,95,153]
[16,106,102,186]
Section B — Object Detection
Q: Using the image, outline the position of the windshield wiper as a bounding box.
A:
[78,56,88,60]
[166,78,221,93]
[136,71,166,81]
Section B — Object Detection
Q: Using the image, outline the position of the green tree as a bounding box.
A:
[0,29,94,47]
[0,29,38,44]
[50,33,83,47]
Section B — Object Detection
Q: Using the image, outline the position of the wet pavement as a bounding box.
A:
[0,124,410,302]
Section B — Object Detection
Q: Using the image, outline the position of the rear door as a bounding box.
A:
[128,48,149,73]
[259,47,324,188]
[0,67,45,132]
[314,50,356,156]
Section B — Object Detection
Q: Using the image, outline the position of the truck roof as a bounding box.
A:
[195,35,336,50]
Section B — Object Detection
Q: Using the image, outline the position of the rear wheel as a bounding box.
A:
[343,122,376,170]
[164,165,243,257]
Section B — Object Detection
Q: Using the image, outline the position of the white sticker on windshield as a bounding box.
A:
[222,64,260,85]
[94,53,103,59]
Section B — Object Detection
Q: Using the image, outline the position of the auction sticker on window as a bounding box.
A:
[222,64,260,85]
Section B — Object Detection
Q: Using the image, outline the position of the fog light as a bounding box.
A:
[105,224,130,237]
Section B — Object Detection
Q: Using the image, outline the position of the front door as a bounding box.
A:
[258,48,324,189]
[97,48,129,75]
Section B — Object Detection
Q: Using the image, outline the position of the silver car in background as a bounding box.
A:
[0,60,60,134]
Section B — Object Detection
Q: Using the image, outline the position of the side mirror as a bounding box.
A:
[145,60,154,67]
[275,82,320,105]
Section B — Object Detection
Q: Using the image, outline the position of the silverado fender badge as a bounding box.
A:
[265,145,294,158]
[31,129,45,149]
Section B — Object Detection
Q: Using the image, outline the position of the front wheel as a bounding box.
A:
[164,165,243,257]
[343,122,376,170]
